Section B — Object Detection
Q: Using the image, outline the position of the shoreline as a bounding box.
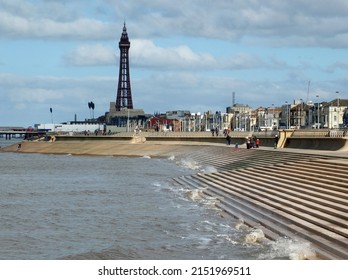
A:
[0,140,221,158]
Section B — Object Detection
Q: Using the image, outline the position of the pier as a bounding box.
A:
[0,127,40,140]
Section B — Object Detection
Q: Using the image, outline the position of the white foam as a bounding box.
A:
[179,159,201,170]
[185,189,204,201]
[234,219,249,231]
[266,237,316,260]
[201,197,219,209]
[201,165,218,173]
[245,228,265,244]
[168,155,175,161]
[142,155,151,159]
[225,235,239,245]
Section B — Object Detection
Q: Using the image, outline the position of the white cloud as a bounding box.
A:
[1,0,348,47]
[131,39,216,70]
[64,44,116,66]
[122,0,348,48]
[64,40,263,71]
[10,88,64,103]
[0,10,115,40]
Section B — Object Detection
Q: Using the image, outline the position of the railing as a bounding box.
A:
[63,128,348,139]
[292,128,348,138]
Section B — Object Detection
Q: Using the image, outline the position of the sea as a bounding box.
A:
[0,138,312,260]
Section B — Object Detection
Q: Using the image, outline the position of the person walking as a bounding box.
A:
[226,134,231,145]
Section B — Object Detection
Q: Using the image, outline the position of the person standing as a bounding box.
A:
[246,137,251,149]
[274,135,279,149]
[255,138,260,148]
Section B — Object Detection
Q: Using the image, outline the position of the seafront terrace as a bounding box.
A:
[59,128,348,151]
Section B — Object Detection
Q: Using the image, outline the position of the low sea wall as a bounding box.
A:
[2,131,348,153]
[285,137,348,151]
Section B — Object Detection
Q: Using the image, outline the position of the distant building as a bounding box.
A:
[106,102,147,128]
[320,99,348,128]
[106,23,147,128]
[227,104,252,131]
[37,121,104,134]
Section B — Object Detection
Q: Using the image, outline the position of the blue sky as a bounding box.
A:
[1,0,347,127]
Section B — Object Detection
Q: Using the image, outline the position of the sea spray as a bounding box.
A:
[185,189,204,201]
[245,228,266,244]
[168,155,175,161]
[234,219,249,231]
[179,158,201,170]
[265,237,316,260]
[202,165,218,173]
[142,155,151,159]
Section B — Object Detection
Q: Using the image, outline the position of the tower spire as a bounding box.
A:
[115,22,133,111]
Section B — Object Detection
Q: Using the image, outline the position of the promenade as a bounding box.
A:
[1,135,347,259]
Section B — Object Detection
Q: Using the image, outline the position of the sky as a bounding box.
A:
[1,0,348,127]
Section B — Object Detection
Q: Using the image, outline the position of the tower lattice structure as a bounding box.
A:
[115,23,133,111]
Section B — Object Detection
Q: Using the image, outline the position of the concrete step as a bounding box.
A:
[196,173,348,238]
[291,164,348,179]
[256,163,348,194]
[288,160,348,176]
[184,148,333,172]
[232,168,348,209]
[212,171,348,224]
[217,201,345,260]
[189,175,348,259]
[173,176,290,242]
[172,147,348,259]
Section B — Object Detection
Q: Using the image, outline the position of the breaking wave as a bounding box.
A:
[168,155,175,161]
[178,159,201,170]
[185,189,204,201]
[201,165,218,173]
[263,237,317,260]
[244,228,266,244]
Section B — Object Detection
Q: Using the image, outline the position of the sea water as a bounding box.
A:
[0,139,311,260]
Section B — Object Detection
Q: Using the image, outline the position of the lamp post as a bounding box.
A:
[285,101,288,129]
[316,95,320,129]
[300,99,303,128]
[127,108,129,132]
[50,107,53,124]
[271,103,275,129]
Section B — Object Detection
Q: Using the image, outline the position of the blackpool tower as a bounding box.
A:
[115,23,133,111]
